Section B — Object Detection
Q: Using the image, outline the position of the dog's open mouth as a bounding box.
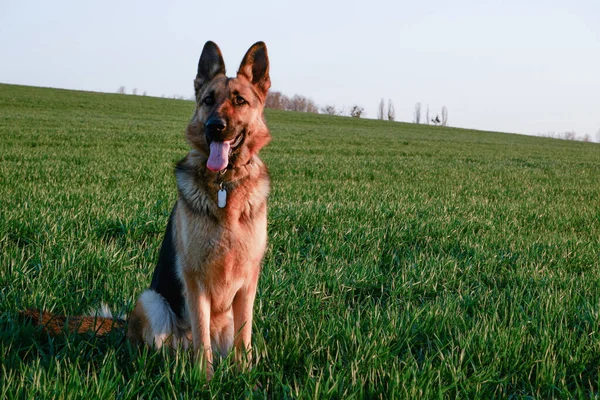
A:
[230,131,245,151]
[206,131,245,172]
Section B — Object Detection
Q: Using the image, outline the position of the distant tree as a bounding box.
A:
[425,105,430,125]
[597,129,600,143]
[306,99,319,113]
[541,131,557,139]
[563,131,576,140]
[280,94,291,110]
[142,91,147,96]
[582,134,591,142]
[350,105,364,118]
[117,86,126,94]
[387,99,395,121]
[265,90,279,108]
[441,106,448,126]
[377,98,385,120]
[322,105,339,115]
[132,88,138,95]
[413,102,421,124]
[289,95,305,112]
[266,90,287,110]
[265,90,318,113]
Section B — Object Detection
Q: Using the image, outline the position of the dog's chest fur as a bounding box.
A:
[173,151,270,314]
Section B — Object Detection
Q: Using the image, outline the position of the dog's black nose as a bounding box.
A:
[205,117,226,137]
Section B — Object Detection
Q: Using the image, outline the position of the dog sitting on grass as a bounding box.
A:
[21,41,272,380]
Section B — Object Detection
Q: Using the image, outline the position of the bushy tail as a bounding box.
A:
[19,306,126,336]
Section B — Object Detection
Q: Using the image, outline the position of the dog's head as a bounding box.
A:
[187,41,271,171]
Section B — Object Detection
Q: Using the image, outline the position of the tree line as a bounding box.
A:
[266,91,450,127]
[410,102,448,126]
[541,130,599,142]
[265,91,366,118]
[117,86,455,127]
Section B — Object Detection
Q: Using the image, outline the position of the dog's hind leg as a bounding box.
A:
[127,290,178,349]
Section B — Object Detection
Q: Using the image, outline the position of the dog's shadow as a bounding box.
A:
[5,310,134,371]
[3,311,257,395]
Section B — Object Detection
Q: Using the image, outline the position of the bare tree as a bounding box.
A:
[291,95,310,112]
[306,99,319,113]
[583,134,591,142]
[597,129,600,143]
[266,90,319,113]
[441,106,448,126]
[377,98,385,120]
[413,102,422,124]
[322,105,339,115]
[350,105,364,118]
[387,99,395,121]
[142,91,147,96]
[426,105,430,125]
[265,90,286,109]
[132,88,138,95]
[117,86,126,94]
[563,131,576,140]
[280,95,291,110]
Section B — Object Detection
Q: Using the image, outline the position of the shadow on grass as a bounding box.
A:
[1,312,266,397]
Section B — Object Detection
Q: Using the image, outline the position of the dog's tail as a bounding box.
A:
[19,305,126,336]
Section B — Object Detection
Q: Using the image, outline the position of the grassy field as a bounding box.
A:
[1,83,599,398]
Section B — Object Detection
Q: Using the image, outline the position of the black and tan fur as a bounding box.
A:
[21,41,272,379]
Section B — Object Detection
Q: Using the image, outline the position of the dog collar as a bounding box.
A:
[215,157,257,208]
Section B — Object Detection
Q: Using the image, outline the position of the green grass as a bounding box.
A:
[1,83,599,398]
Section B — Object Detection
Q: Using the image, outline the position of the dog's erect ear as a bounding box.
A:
[194,41,226,94]
[237,42,271,96]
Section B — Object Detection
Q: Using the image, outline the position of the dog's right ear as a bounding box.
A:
[194,41,226,94]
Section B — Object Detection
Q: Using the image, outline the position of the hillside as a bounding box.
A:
[1,83,599,398]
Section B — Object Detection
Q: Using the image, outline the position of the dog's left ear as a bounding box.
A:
[237,42,271,97]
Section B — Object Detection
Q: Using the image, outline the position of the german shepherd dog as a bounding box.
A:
[21,41,272,379]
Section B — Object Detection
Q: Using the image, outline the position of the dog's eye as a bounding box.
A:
[234,95,246,105]
[203,96,214,106]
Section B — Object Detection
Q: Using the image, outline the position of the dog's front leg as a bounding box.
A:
[183,275,213,380]
[232,271,259,370]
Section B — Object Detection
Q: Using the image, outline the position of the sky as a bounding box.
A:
[1,0,599,141]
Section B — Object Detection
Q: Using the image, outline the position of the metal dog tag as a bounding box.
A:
[218,188,227,208]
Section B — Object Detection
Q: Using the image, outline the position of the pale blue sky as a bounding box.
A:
[1,0,599,140]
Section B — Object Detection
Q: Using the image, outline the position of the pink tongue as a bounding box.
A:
[207,141,231,171]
